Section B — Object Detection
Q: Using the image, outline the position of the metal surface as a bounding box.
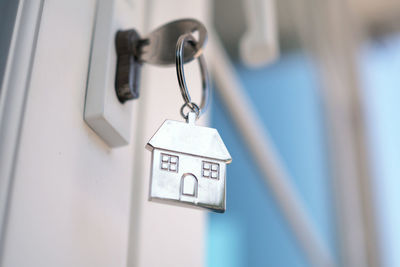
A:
[146,112,231,212]
[115,29,142,103]
[180,102,200,120]
[140,18,207,65]
[114,19,208,103]
[176,33,209,117]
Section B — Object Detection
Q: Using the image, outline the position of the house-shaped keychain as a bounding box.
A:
[146,112,232,212]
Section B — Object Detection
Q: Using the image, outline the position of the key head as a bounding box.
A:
[140,19,207,65]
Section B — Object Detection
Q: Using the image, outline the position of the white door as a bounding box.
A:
[0,0,210,266]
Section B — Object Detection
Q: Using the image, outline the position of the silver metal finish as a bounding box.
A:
[140,19,207,65]
[176,33,209,117]
[144,19,227,213]
[146,113,231,213]
[180,102,199,120]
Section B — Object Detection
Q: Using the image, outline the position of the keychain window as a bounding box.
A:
[160,153,179,172]
[202,161,219,179]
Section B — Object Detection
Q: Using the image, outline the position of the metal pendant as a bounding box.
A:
[144,28,231,212]
[146,112,232,213]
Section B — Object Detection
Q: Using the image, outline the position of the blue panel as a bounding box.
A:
[361,35,400,267]
[208,52,337,267]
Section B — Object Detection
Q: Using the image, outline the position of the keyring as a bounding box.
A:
[180,102,200,120]
[176,33,209,119]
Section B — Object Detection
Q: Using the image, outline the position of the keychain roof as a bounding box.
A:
[146,118,232,163]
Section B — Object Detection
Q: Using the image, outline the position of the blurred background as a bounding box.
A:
[208,0,400,266]
[1,0,400,267]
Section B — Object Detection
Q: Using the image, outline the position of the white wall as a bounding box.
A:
[1,0,210,266]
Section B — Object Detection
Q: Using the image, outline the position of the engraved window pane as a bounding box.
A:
[202,161,219,178]
[162,155,169,162]
[161,162,169,170]
[170,156,177,163]
[203,162,210,170]
[161,153,179,172]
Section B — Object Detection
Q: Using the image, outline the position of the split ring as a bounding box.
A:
[176,33,209,118]
[180,102,200,120]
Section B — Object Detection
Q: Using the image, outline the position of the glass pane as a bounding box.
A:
[0,0,20,93]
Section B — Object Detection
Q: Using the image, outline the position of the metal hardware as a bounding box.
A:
[176,33,209,119]
[144,25,230,213]
[180,102,200,121]
[146,112,232,213]
[115,29,142,103]
[139,19,207,65]
[115,19,207,103]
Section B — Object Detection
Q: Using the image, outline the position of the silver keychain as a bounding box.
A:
[145,33,232,213]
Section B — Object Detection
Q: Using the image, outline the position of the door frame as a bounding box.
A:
[0,0,44,262]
